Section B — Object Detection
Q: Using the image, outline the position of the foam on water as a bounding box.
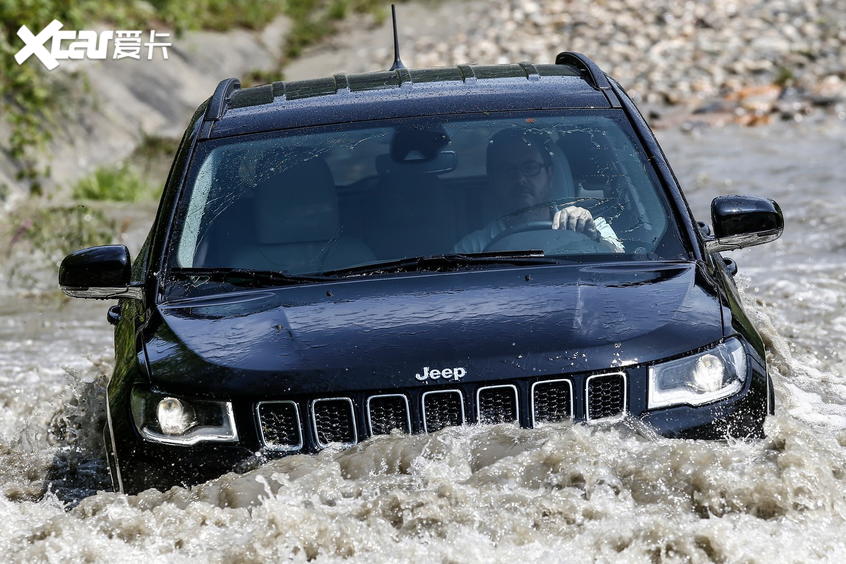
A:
[4,415,846,562]
[1,119,845,562]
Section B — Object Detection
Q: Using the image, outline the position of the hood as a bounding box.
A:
[145,262,725,396]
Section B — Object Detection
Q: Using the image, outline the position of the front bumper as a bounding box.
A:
[110,358,769,493]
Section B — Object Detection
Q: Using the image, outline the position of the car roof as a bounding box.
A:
[202,59,618,139]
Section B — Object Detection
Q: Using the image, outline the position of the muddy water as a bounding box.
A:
[1,118,845,562]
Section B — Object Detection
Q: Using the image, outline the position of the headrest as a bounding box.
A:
[254,155,339,244]
[375,151,456,176]
[390,124,450,161]
[556,130,608,180]
[486,128,555,169]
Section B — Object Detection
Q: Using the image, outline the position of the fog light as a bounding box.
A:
[157,397,195,435]
[691,354,724,393]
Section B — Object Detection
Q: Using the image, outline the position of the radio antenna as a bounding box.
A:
[388,4,406,71]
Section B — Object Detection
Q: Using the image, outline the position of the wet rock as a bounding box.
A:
[693,100,735,115]
[810,95,844,108]
[283,0,846,129]
[727,85,783,113]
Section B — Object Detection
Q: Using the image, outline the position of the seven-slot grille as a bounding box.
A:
[586,373,627,420]
[256,374,627,450]
[477,385,518,424]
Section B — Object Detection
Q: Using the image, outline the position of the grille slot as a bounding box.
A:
[586,373,626,420]
[477,385,518,424]
[368,394,411,435]
[422,390,465,432]
[312,398,357,446]
[531,379,573,425]
[257,401,302,450]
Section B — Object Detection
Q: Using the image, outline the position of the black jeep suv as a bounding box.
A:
[60,52,783,493]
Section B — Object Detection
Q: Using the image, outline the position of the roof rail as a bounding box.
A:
[554,52,609,89]
[205,78,241,122]
[554,52,619,107]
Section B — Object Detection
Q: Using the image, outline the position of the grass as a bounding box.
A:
[283,0,388,59]
[132,134,180,164]
[72,164,158,202]
[242,68,286,88]
[131,134,180,187]
[24,205,116,255]
[148,0,287,32]
[774,66,795,87]
[0,0,289,195]
[3,203,117,286]
[1,0,397,195]
[0,0,400,286]
[71,133,179,202]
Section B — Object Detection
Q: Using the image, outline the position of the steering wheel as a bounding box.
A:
[483,219,609,254]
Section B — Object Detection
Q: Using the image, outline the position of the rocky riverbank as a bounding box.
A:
[293,0,846,127]
[2,1,844,208]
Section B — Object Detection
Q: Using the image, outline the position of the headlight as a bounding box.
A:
[648,338,748,409]
[130,387,238,445]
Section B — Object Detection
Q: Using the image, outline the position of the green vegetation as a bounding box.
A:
[71,164,156,202]
[3,2,107,195]
[128,133,179,196]
[243,0,391,87]
[3,203,116,286]
[0,0,285,195]
[774,66,795,87]
[283,0,387,59]
[242,68,286,88]
[1,0,393,195]
[0,0,400,286]
[132,133,180,168]
[21,205,116,256]
[72,134,180,202]
[149,0,287,32]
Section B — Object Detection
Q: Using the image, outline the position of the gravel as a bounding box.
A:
[316,0,846,124]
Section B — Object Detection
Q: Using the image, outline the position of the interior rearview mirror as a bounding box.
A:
[59,245,142,299]
[705,195,783,252]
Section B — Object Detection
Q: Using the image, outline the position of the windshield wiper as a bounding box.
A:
[169,252,561,284]
[169,267,333,287]
[317,250,562,277]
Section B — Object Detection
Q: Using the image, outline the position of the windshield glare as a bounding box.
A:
[171,111,687,278]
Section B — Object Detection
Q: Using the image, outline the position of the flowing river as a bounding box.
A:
[0,117,844,562]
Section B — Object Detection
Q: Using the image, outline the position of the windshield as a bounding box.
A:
[168,111,688,279]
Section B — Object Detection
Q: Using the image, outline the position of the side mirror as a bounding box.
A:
[59,245,143,299]
[705,195,783,252]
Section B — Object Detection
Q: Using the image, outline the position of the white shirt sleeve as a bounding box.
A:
[594,217,625,253]
[454,216,625,254]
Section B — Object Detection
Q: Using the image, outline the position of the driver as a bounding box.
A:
[454,128,624,254]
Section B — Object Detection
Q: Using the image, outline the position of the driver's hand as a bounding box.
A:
[552,206,600,240]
